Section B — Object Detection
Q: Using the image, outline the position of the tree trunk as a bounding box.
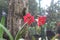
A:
[7,0,24,37]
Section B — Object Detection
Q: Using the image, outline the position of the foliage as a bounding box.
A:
[0,16,13,40]
[46,0,60,31]
[0,16,5,38]
[15,23,27,40]
[51,34,58,40]
[0,0,8,11]
[0,23,14,40]
[32,36,36,40]
[0,0,8,20]
[28,0,37,16]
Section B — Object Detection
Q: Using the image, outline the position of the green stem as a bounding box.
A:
[41,25,46,40]
[0,23,14,40]
[41,26,43,40]
[15,22,27,40]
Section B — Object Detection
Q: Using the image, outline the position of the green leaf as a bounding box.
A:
[0,16,5,38]
[51,34,58,40]
[32,36,36,40]
[15,23,27,40]
[0,23,14,40]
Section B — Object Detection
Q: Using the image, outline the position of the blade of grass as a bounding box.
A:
[0,16,5,38]
[15,22,27,40]
[0,23,14,40]
[51,34,58,40]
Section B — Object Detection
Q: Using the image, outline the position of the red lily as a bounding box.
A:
[37,16,46,26]
[23,13,34,25]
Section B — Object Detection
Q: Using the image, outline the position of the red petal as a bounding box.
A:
[23,13,34,25]
[37,16,47,26]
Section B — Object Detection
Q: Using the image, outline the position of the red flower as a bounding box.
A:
[37,16,46,26]
[57,22,60,26]
[23,13,34,25]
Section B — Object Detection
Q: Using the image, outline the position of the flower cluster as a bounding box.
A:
[23,12,47,26]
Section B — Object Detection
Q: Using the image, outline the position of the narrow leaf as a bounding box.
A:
[15,22,27,40]
[0,23,14,40]
[0,16,5,38]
